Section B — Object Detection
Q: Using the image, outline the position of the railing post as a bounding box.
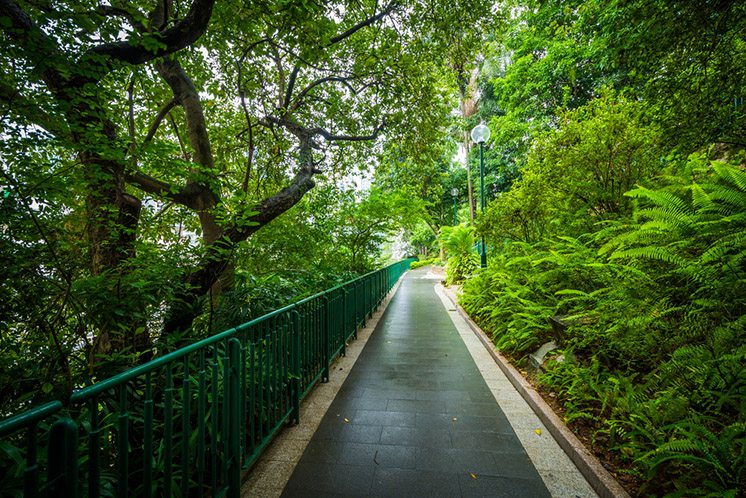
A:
[291,309,301,424]
[353,281,359,335]
[227,338,242,498]
[341,289,348,356]
[322,295,330,382]
[48,418,78,498]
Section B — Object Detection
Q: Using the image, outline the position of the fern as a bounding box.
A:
[610,246,689,267]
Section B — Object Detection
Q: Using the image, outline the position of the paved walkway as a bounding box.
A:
[279,269,555,497]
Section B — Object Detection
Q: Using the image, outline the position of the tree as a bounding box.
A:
[334,188,422,272]
[0,0,492,372]
[480,94,663,242]
[590,0,746,150]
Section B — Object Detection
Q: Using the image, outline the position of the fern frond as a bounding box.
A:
[703,186,746,214]
[610,246,689,267]
[626,186,693,213]
[600,229,667,255]
[701,232,746,263]
[690,182,718,212]
[711,162,746,193]
[636,207,694,230]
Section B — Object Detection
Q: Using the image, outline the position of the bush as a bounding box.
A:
[409,257,441,269]
[440,224,479,284]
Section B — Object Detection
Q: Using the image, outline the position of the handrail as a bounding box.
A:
[0,257,415,498]
[0,401,62,437]
[70,326,240,402]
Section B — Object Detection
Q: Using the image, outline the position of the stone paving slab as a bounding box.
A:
[278,269,556,497]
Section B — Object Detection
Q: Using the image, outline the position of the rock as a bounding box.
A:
[528,340,558,372]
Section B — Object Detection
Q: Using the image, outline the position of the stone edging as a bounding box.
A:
[440,285,631,498]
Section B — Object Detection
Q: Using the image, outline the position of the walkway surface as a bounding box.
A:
[279,269,555,497]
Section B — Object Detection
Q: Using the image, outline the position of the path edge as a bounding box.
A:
[439,284,631,498]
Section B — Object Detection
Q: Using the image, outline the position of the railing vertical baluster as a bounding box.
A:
[117,385,129,497]
[48,418,78,498]
[143,373,153,498]
[197,351,206,494]
[258,322,265,439]
[210,347,219,494]
[277,320,287,416]
[24,425,38,498]
[341,289,348,355]
[353,281,359,334]
[88,398,100,498]
[222,339,231,490]
[181,355,191,496]
[272,320,279,423]
[227,338,241,498]
[291,309,301,424]
[240,334,247,461]
[249,331,256,455]
[322,295,330,382]
[164,365,173,498]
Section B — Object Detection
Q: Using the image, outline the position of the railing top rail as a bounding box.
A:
[70,326,240,402]
[0,400,63,437]
[66,258,413,404]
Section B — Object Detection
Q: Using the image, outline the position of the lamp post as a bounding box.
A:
[471,123,490,268]
[451,187,459,225]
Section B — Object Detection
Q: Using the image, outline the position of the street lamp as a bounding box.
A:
[451,187,459,225]
[471,123,490,268]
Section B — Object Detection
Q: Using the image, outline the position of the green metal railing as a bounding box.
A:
[0,258,415,498]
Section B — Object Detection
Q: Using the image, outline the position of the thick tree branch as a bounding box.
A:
[127,77,137,153]
[283,64,301,110]
[87,0,215,66]
[290,76,358,112]
[328,2,397,45]
[126,171,200,208]
[155,57,214,169]
[143,97,179,143]
[310,122,385,142]
[268,44,286,109]
[148,0,171,31]
[265,114,384,143]
[227,168,317,242]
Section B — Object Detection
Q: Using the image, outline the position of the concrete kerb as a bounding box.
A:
[438,284,631,498]
[240,272,409,497]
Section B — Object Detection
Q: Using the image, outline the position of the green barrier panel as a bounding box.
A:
[0,258,415,498]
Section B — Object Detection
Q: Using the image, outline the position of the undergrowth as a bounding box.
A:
[461,160,746,496]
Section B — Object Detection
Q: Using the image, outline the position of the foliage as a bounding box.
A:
[0,0,490,407]
[461,1,746,494]
[479,95,663,243]
[409,222,439,257]
[439,224,478,285]
[461,156,746,495]
[409,257,442,270]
